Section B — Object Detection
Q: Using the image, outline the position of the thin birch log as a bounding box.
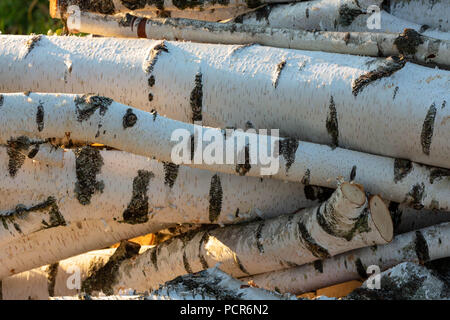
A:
[386,0,449,32]
[49,0,290,17]
[0,219,171,279]
[233,2,450,41]
[242,222,450,294]
[0,145,315,246]
[1,36,449,169]
[1,92,449,212]
[81,183,393,294]
[64,11,450,68]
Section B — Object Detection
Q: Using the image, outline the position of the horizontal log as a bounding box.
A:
[0,92,448,211]
[0,144,315,246]
[64,11,450,68]
[242,222,450,294]
[81,183,392,294]
[1,35,449,169]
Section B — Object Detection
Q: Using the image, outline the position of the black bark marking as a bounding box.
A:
[122,108,138,129]
[350,165,357,181]
[0,94,3,107]
[394,29,424,56]
[297,220,330,259]
[150,248,158,271]
[301,169,311,185]
[420,103,437,156]
[46,263,59,297]
[388,202,402,234]
[272,60,286,88]
[23,35,42,59]
[305,8,309,18]
[7,137,29,177]
[352,56,406,96]
[406,183,425,210]
[338,4,364,26]
[0,196,66,232]
[245,0,262,9]
[198,232,210,270]
[279,138,299,173]
[393,158,413,183]
[228,43,255,56]
[234,254,250,275]
[235,145,251,176]
[355,258,368,279]
[122,170,154,224]
[81,241,141,295]
[208,174,223,223]
[304,185,334,202]
[190,72,203,123]
[143,41,168,74]
[74,147,105,205]
[183,252,193,274]
[393,86,399,100]
[326,96,339,148]
[27,145,39,159]
[60,0,116,14]
[255,222,265,254]
[75,95,112,122]
[253,5,271,22]
[429,167,450,184]
[162,162,180,188]
[314,260,323,273]
[442,101,447,109]
[415,231,430,264]
[36,104,44,132]
[148,75,155,87]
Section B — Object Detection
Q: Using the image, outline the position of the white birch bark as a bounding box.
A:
[81,183,392,294]
[242,222,450,294]
[0,219,170,279]
[50,0,293,18]
[232,0,450,41]
[387,0,449,32]
[0,144,315,246]
[64,11,450,67]
[0,36,449,169]
[1,92,449,211]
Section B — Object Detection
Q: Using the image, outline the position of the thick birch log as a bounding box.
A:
[0,219,171,279]
[242,222,450,294]
[0,145,314,246]
[1,92,449,212]
[81,183,393,294]
[65,11,450,68]
[386,0,449,32]
[1,36,449,169]
[50,0,290,17]
[232,0,450,41]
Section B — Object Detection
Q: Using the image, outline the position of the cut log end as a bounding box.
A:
[341,182,366,206]
[369,195,394,243]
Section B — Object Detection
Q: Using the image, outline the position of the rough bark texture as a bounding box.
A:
[81,183,392,294]
[0,36,448,170]
[0,92,448,211]
[242,222,450,294]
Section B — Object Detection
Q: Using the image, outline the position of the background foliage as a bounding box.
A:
[0,0,63,35]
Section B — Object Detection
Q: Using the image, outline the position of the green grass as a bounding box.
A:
[0,0,63,35]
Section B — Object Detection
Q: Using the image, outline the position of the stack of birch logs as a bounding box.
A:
[0,0,449,299]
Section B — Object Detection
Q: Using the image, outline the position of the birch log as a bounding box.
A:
[1,36,449,169]
[64,11,450,67]
[50,0,289,17]
[242,222,450,294]
[0,219,171,279]
[232,0,450,41]
[1,92,449,211]
[81,183,393,294]
[0,144,315,246]
[386,0,449,32]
